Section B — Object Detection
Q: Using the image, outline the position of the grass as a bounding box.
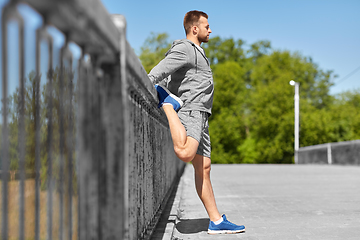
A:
[0,179,78,240]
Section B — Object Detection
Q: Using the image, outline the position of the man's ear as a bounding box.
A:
[192,25,198,35]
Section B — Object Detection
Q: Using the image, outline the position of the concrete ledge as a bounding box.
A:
[298,140,360,165]
[150,164,188,240]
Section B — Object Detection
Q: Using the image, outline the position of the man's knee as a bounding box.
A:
[193,155,212,175]
[202,158,212,174]
[174,146,195,163]
[173,136,199,162]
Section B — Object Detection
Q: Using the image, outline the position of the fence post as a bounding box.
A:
[327,143,332,165]
[99,14,130,239]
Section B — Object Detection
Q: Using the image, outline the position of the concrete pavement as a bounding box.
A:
[151,164,360,240]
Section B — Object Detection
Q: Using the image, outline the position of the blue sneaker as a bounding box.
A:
[155,84,183,111]
[208,214,245,234]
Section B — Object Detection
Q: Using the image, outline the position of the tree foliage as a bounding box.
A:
[139,32,172,73]
[1,67,77,190]
[139,33,360,164]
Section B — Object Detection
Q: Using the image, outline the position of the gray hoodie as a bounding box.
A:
[148,39,214,115]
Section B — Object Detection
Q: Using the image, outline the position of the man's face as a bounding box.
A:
[196,16,212,43]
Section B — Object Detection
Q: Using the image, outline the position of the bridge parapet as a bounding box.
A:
[298,140,360,165]
[0,1,184,239]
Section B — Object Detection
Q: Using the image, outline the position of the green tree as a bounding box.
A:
[302,89,360,144]
[5,66,77,191]
[246,50,334,163]
[203,36,246,65]
[336,89,360,139]
[209,61,247,163]
[139,32,355,164]
[7,71,40,171]
[139,32,171,73]
[40,66,77,191]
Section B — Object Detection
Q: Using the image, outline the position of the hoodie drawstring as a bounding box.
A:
[194,47,198,74]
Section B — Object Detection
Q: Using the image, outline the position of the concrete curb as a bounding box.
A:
[150,164,188,240]
[169,166,186,240]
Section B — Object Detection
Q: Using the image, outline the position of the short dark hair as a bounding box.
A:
[183,10,208,35]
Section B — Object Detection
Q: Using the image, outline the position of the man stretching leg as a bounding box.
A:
[148,10,245,234]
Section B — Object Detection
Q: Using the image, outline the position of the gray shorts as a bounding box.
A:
[177,110,211,158]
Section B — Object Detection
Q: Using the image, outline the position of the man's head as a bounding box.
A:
[184,10,212,44]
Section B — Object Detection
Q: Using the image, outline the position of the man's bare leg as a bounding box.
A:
[162,105,221,221]
[192,154,222,222]
[162,105,199,162]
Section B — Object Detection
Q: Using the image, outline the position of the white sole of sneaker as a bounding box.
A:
[207,228,246,234]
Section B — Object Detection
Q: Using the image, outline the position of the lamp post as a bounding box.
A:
[289,80,299,164]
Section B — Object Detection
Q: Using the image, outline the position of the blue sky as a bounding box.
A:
[0,0,80,101]
[0,0,359,96]
[101,0,360,95]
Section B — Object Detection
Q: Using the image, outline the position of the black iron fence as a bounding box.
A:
[0,0,184,239]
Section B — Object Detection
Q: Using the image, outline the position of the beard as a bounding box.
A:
[198,35,209,43]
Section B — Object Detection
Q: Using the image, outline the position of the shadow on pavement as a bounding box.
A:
[150,166,186,240]
[176,218,209,234]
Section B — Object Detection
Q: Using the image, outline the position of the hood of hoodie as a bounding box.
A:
[166,39,210,72]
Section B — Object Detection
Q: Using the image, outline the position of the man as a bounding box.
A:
[148,10,245,234]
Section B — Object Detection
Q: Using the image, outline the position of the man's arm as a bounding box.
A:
[148,43,191,84]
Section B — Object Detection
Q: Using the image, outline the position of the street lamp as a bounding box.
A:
[289,80,299,164]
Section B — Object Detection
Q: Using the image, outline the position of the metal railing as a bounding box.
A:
[1,0,184,239]
[298,140,360,165]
